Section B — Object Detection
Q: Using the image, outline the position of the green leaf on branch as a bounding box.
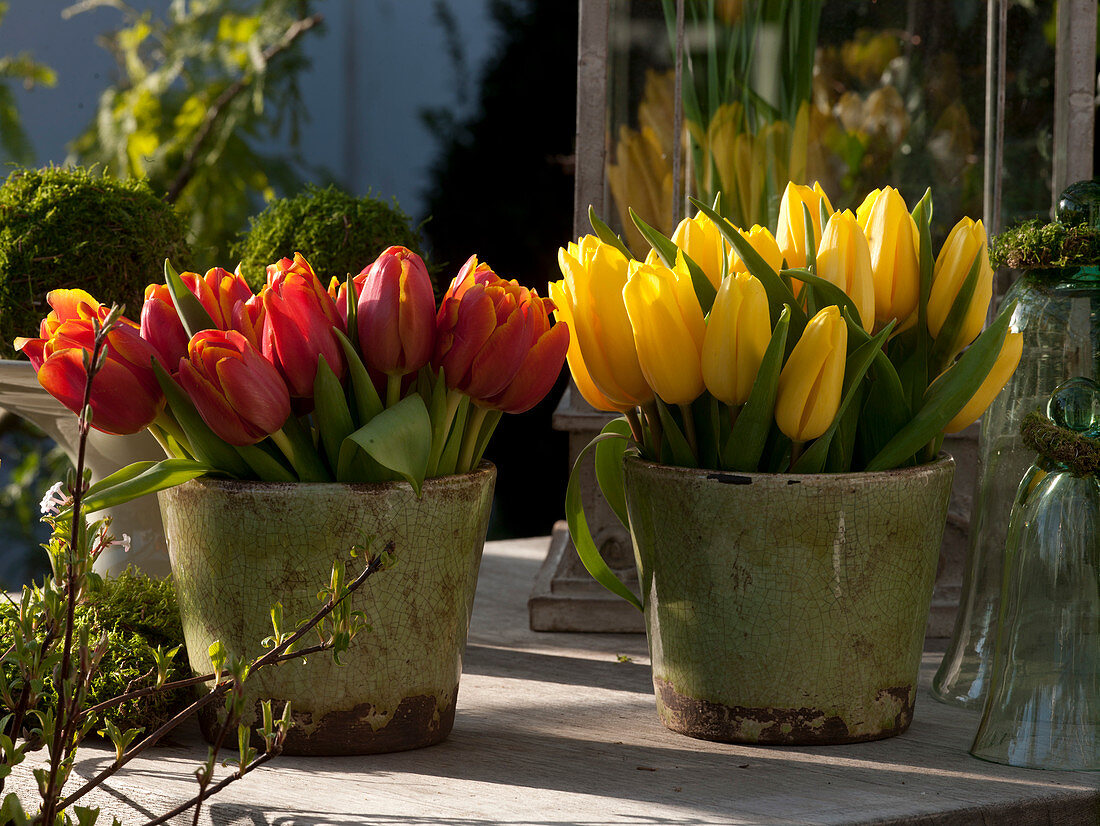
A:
[163,258,216,338]
[343,394,431,495]
[629,207,717,314]
[565,431,642,611]
[594,417,632,529]
[722,306,790,471]
[588,205,634,260]
[865,300,1017,472]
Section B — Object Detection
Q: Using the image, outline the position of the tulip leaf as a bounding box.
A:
[314,354,356,477]
[333,328,383,427]
[234,443,296,483]
[801,202,817,274]
[470,408,503,470]
[865,300,1016,472]
[722,306,791,472]
[587,205,635,261]
[344,272,359,354]
[628,207,717,314]
[64,458,210,516]
[905,189,936,412]
[690,197,808,335]
[792,321,893,473]
[163,259,216,339]
[826,382,865,473]
[654,398,696,468]
[565,431,643,611]
[929,250,983,370]
[695,394,721,470]
[274,412,332,482]
[425,368,451,477]
[845,307,911,466]
[336,439,396,484]
[152,359,252,478]
[594,417,632,529]
[437,393,470,477]
[783,268,863,333]
[344,394,431,496]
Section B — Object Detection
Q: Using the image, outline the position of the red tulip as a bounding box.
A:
[435,255,568,412]
[357,246,436,377]
[140,283,191,369]
[15,289,164,435]
[261,253,346,402]
[178,329,291,446]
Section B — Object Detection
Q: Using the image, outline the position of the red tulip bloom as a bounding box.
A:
[140,283,191,369]
[261,253,346,403]
[435,256,569,412]
[357,246,436,377]
[178,329,291,446]
[15,289,164,435]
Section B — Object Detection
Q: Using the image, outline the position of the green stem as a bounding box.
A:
[678,403,699,462]
[386,373,402,408]
[642,401,663,462]
[624,407,645,445]
[270,421,330,482]
[153,409,192,456]
[427,389,464,477]
[457,405,490,474]
[789,439,805,470]
[147,425,179,459]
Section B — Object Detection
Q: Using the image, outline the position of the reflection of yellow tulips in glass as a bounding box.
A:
[776,181,833,271]
[671,212,728,289]
[607,124,673,257]
[728,225,784,276]
[775,305,847,442]
[928,217,993,355]
[555,236,654,409]
[858,186,920,329]
[815,210,875,332]
[702,272,771,405]
[622,257,706,405]
[945,331,1023,433]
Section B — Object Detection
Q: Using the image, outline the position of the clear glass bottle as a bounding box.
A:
[969,380,1099,770]
[931,266,1100,708]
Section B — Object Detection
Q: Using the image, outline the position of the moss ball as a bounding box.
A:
[0,166,191,358]
[231,184,427,291]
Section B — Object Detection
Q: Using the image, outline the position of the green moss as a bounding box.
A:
[989,219,1100,270]
[1,567,190,735]
[0,166,191,357]
[231,184,427,291]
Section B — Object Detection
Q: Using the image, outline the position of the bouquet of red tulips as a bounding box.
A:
[16,247,569,507]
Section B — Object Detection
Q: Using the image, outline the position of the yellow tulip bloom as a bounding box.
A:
[776,181,834,271]
[701,272,771,405]
[549,277,625,412]
[859,186,920,329]
[555,236,653,408]
[775,305,847,442]
[815,210,875,332]
[928,217,993,354]
[728,225,784,276]
[944,331,1023,433]
[671,212,728,289]
[622,257,706,405]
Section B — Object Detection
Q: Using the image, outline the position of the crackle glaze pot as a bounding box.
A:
[158,464,495,755]
[623,455,954,745]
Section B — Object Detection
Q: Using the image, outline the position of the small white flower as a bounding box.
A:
[39,482,67,516]
[118,533,132,554]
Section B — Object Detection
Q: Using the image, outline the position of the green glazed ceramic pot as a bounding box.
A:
[158,464,495,755]
[623,455,954,745]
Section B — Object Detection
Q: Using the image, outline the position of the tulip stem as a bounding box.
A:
[458,405,490,474]
[642,402,663,461]
[147,425,180,460]
[789,440,805,470]
[678,404,699,463]
[386,374,402,408]
[625,407,645,445]
[427,389,464,477]
[153,410,192,457]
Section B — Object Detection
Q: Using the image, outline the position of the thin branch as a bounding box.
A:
[165,13,322,203]
[140,749,281,826]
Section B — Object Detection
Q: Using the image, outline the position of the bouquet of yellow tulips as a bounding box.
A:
[555,182,1021,595]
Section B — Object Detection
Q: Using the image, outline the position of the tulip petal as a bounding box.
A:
[487,322,569,413]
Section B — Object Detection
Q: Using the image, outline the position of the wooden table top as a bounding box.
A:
[7,537,1099,825]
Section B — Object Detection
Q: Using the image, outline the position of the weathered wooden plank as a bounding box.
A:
[6,537,1098,825]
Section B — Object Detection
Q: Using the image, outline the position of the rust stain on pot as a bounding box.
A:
[200,688,459,756]
[654,679,914,745]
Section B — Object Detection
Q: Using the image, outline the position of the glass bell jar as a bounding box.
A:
[969,378,1099,770]
[932,181,1100,708]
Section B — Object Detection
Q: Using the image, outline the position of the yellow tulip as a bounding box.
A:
[928,217,993,354]
[549,277,624,412]
[671,212,728,290]
[555,236,654,408]
[858,186,920,329]
[701,272,771,405]
[775,305,847,442]
[776,181,834,271]
[815,210,876,332]
[728,225,784,276]
[622,256,706,405]
[944,331,1023,433]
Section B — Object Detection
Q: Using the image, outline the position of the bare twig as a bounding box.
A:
[165,13,322,203]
